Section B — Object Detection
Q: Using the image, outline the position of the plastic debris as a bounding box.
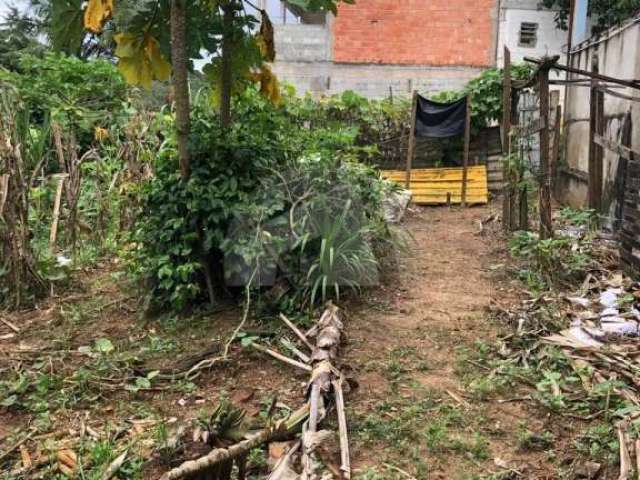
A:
[600,288,623,308]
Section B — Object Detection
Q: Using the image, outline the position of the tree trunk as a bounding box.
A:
[220,1,234,128]
[170,0,190,179]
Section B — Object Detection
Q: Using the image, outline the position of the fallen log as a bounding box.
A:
[158,303,350,480]
[301,303,345,480]
[159,405,309,480]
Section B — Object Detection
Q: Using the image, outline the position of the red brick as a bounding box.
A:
[333,0,496,66]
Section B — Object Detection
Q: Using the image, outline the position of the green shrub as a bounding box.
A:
[509,231,591,290]
[129,88,395,312]
[0,52,127,136]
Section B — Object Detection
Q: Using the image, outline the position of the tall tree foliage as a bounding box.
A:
[66,0,353,177]
[0,8,45,70]
[539,0,640,34]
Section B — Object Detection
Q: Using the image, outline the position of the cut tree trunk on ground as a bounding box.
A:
[159,303,350,480]
[159,405,310,480]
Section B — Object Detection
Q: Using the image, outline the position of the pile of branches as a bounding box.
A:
[0,85,47,307]
[160,303,352,480]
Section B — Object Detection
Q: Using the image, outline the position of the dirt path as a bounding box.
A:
[1,202,578,479]
[345,204,563,479]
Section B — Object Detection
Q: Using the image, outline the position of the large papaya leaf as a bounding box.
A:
[202,35,262,107]
[51,0,85,56]
[255,64,281,106]
[256,10,275,62]
[84,0,114,33]
[114,32,171,89]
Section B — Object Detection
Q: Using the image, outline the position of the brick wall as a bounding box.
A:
[333,0,497,66]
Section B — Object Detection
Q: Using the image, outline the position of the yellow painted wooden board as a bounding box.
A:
[381,165,489,205]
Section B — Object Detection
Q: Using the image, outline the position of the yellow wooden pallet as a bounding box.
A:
[381,165,489,205]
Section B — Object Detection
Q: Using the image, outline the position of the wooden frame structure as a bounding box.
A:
[405,91,473,206]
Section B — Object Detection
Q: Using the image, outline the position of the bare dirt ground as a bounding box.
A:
[343,204,577,479]
[1,202,590,479]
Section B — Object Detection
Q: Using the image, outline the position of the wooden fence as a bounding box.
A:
[501,49,640,272]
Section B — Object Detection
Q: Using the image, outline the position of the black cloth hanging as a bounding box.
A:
[415,95,468,139]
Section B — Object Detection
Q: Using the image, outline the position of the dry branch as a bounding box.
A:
[159,405,310,480]
[250,342,312,372]
[280,338,311,364]
[0,317,19,333]
[0,173,8,218]
[635,439,640,480]
[100,450,128,480]
[49,174,68,248]
[618,420,632,480]
[159,303,351,480]
[332,376,350,479]
[300,303,348,480]
[279,313,314,351]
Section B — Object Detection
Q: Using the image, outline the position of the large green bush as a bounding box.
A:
[130,88,395,312]
[0,52,127,134]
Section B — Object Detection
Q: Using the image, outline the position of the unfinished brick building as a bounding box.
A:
[269,0,499,97]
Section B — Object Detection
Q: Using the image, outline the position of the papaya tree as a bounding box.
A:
[59,0,354,179]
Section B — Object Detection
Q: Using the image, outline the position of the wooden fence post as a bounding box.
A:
[614,112,632,230]
[538,61,553,239]
[588,54,603,211]
[552,104,562,189]
[461,93,472,207]
[502,46,513,230]
[513,92,528,231]
[405,90,418,190]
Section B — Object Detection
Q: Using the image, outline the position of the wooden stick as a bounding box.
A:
[405,90,418,190]
[49,174,68,248]
[1,317,20,333]
[279,313,314,351]
[280,338,310,364]
[538,59,553,239]
[618,422,631,480]
[524,55,640,90]
[307,383,321,433]
[503,48,515,235]
[552,104,562,190]
[383,463,417,480]
[461,93,472,208]
[635,438,640,480]
[0,173,8,218]
[445,389,471,409]
[161,428,281,480]
[588,54,603,211]
[160,405,309,480]
[267,441,300,480]
[249,342,312,372]
[100,450,128,480]
[0,430,35,464]
[332,376,351,479]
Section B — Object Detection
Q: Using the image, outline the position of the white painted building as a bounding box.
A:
[496,0,567,67]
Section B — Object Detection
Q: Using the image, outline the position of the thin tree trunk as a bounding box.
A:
[220,1,234,128]
[170,0,190,179]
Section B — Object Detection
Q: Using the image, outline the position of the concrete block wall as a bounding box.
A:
[272,0,500,98]
[273,24,331,62]
[272,61,484,98]
[560,15,640,216]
